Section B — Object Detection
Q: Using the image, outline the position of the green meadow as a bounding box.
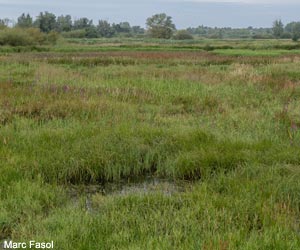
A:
[1,39,300,249]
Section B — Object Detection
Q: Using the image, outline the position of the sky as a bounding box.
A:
[0,0,299,28]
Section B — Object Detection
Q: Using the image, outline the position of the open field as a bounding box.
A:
[1,39,300,249]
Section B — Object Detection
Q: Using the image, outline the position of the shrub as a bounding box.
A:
[281,32,292,39]
[292,34,299,42]
[0,28,35,46]
[26,28,46,44]
[173,30,193,40]
[46,30,59,44]
[61,29,86,38]
[0,27,59,46]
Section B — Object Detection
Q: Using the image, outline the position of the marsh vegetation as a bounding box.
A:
[1,39,300,249]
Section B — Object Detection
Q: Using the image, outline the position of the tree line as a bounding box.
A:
[272,19,300,41]
[0,12,300,41]
[8,12,145,38]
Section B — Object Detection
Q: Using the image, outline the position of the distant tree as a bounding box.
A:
[131,26,145,35]
[113,22,131,34]
[56,15,72,32]
[97,20,115,38]
[73,18,93,30]
[281,32,292,39]
[292,22,300,42]
[285,22,297,33]
[173,30,193,40]
[35,12,57,33]
[218,29,224,39]
[0,18,10,29]
[17,13,33,28]
[85,26,98,38]
[119,22,131,33]
[272,19,284,38]
[146,13,176,39]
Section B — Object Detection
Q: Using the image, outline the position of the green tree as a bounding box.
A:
[56,15,72,32]
[131,26,145,35]
[146,13,176,39]
[73,18,93,30]
[35,12,57,33]
[97,20,115,38]
[119,22,131,33]
[85,26,98,38]
[292,22,300,42]
[17,13,33,28]
[272,19,284,38]
[285,22,297,33]
[0,18,10,29]
[112,22,132,36]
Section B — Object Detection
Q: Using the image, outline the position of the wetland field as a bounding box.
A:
[1,39,300,249]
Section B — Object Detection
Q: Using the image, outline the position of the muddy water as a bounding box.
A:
[67,177,191,212]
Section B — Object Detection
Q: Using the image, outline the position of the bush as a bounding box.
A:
[281,32,292,39]
[251,34,274,39]
[26,28,47,44]
[46,31,59,44]
[292,35,299,42]
[173,30,193,40]
[0,28,35,46]
[0,27,58,46]
[61,29,86,38]
[292,25,300,42]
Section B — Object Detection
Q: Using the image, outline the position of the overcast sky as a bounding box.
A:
[0,0,299,28]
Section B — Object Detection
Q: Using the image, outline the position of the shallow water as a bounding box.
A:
[67,176,191,212]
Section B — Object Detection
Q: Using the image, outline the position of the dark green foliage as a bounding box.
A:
[34,11,57,33]
[188,25,273,39]
[73,17,93,30]
[17,13,33,28]
[97,20,115,38]
[292,22,300,42]
[112,22,131,33]
[131,25,145,35]
[285,22,296,33]
[85,26,98,38]
[56,15,72,32]
[272,19,284,38]
[146,13,176,39]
